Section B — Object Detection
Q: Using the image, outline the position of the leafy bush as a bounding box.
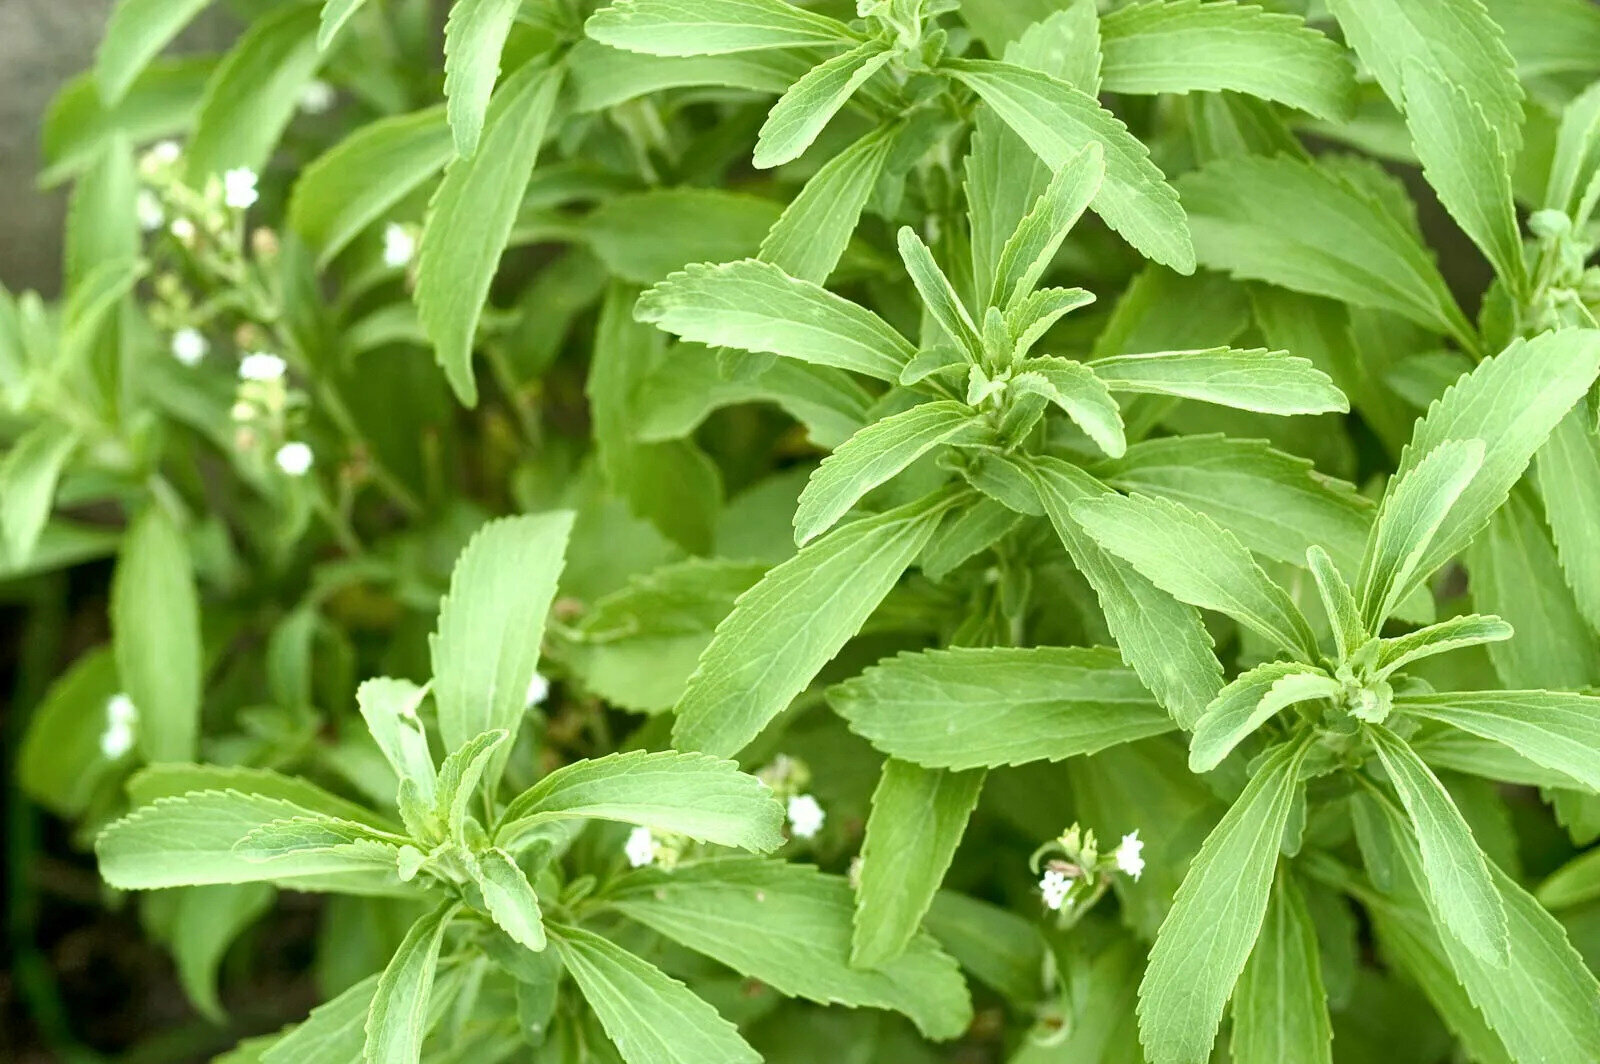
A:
[10,0,1600,1061]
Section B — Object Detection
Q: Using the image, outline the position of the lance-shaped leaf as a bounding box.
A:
[585,0,857,56]
[1544,80,1600,220]
[551,922,760,1064]
[1137,735,1312,1064]
[1179,155,1473,348]
[1397,691,1600,793]
[432,729,510,841]
[1025,455,1223,728]
[636,259,914,381]
[1375,615,1513,679]
[990,141,1104,308]
[568,39,811,111]
[1357,438,1485,629]
[1190,663,1339,773]
[126,763,396,831]
[795,401,982,545]
[1231,875,1333,1064]
[897,227,983,358]
[945,59,1194,273]
[497,749,783,850]
[1007,287,1096,357]
[473,848,545,952]
[830,645,1173,769]
[852,760,984,969]
[1395,328,1600,581]
[1367,724,1508,965]
[754,42,891,169]
[289,105,453,265]
[761,122,897,283]
[112,506,201,763]
[1307,545,1366,661]
[95,0,214,104]
[1071,493,1319,661]
[318,0,366,50]
[1088,347,1347,415]
[416,59,563,405]
[0,422,79,566]
[1539,848,1600,910]
[261,973,378,1064]
[1326,0,1522,152]
[356,678,436,803]
[672,492,953,757]
[442,0,521,158]
[364,903,459,1064]
[1099,0,1355,121]
[235,816,404,862]
[608,858,972,1039]
[430,512,572,770]
[1016,357,1126,458]
[1535,402,1600,632]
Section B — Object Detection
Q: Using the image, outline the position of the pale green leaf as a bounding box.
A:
[1375,615,1513,679]
[1231,875,1333,1064]
[609,858,972,1039]
[95,0,213,104]
[671,492,953,757]
[1398,690,1600,793]
[636,259,914,381]
[897,227,982,358]
[0,423,79,566]
[17,649,121,817]
[364,903,458,1064]
[760,123,896,284]
[1307,544,1366,660]
[852,760,984,968]
[1089,347,1347,415]
[754,42,890,169]
[111,506,201,763]
[1189,662,1338,773]
[355,677,435,803]
[829,645,1173,769]
[989,142,1103,308]
[1019,357,1126,458]
[1534,401,1600,632]
[261,974,378,1064]
[497,749,784,851]
[568,39,811,111]
[1006,287,1096,358]
[474,848,545,952]
[125,763,394,830]
[1137,735,1311,1064]
[585,0,857,56]
[1544,80,1600,219]
[1099,0,1355,120]
[550,923,760,1064]
[443,0,521,158]
[318,0,367,50]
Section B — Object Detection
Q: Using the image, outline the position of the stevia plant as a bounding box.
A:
[7,0,1600,1062]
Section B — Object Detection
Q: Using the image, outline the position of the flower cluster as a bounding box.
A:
[1029,824,1144,927]
[757,754,826,841]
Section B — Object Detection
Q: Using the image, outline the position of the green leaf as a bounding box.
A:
[585,0,857,56]
[1006,287,1096,358]
[760,123,897,284]
[497,749,784,851]
[1088,347,1347,415]
[1357,438,1486,629]
[568,39,811,111]
[1070,492,1318,660]
[829,645,1174,769]
[1137,735,1312,1064]
[0,423,79,566]
[1326,0,1523,151]
[261,973,378,1064]
[473,848,545,952]
[96,792,402,890]
[1099,0,1355,121]
[430,512,572,770]
[41,57,213,187]
[1544,80,1600,219]
[1535,401,1600,632]
[852,760,984,968]
[431,729,510,841]
[111,506,201,763]
[671,492,953,757]
[1095,436,1373,578]
[289,106,453,265]
[1018,357,1126,458]
[1367,724,1508,965]
[636,259,914,381]
[95,0,213,104]
[1178,155,1473,348]
[1374,614,1513,679]
[1231,875,1333,1064]
[583,190,793,284]
[1538,848,1600,909]
[1397,691,1600,793]
[1189,662,1339,773]
[1025,455,1224,729]
[185,3,323,180]
[169,881,275,1020]
[922,891,1046,1005]
[608,858,972,1039]
[443,0,521,159]
[355,677,436,803]
[945,59,1195,273]
[754,42,891,169]
[318,0,367,50]
[897,227,982,358]
[1401,63,1526,296]
[17,649,122,817]
[126,763,395,830]
[551,922,760,1064]
[989,142,1104,308]
[364,903,458,1064]
[1307,545,1366,660]
[795,401,981,545]
[1397,329,1600,581]
[415,58,563,405]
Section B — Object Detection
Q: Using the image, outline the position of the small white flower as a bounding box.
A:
[382,223,416,269]
[222,167,259,210]
[624,826,656,868]
[299,79,337,114]
[239,352,286,381]
[100,693,139,759]
[141,140,181,173]
[275,441,314,476]
[1039,868,1071,911]
[170,217,196,241]
[137,190,165,232]
[1113,831,1145,881]
[170,327,208,366]
[786,793,825,839]
[525,672,550,707]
